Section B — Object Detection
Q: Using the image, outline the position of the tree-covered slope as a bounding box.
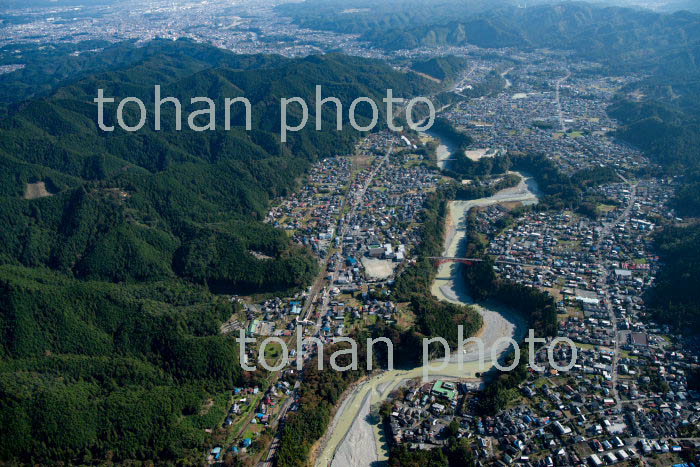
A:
[0,39,287,112]
[280,0,700,72]
[0,41,434,290]
[0,265,244,463]
[411,56,471,82]
[649,224,700,333]
[0,39,437,463]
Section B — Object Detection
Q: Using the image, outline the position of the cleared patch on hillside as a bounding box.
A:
[23,181,52,199]
[410,70,441,83]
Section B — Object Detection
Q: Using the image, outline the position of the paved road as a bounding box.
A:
[259,395,295,467]
[555,70,571,131]
[595,178,637,251]
[317,173,539,467]
[595,176,637,410]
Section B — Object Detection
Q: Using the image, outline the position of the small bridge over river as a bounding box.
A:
[427,257,484,266]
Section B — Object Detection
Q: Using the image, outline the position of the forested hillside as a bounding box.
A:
[0,40,288,113]
[0,265,244,463]
[0,40,436,463]
[279,0,700,67]
[648,224,700,333]
[411,56,471,82]
[0,40,434,291]
[608,75,700,217]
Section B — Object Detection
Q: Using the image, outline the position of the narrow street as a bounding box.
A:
[555,70,571,131]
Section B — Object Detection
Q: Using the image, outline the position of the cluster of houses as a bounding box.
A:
[442,57,647,176]
[216,50,700,466]
[486,177,673,352]
[453,187,700,465]
[266,156,352,260]
[208,380,299,464]
[381,55,700,466]
[224,132,450,390]
[386,380,464,447]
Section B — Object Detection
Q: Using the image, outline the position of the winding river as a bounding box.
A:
[315,157,540,467]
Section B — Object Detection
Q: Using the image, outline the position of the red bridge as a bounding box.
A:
[427,257,485,267]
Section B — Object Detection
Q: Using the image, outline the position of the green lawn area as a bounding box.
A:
[344,312,354,330]
[365,313,378,325]
[533,377,549,388]
[395,307,416,330]
[660,335,676,347]
[263,341,282,361]
[183,391,231,432]
[596,204,617,214]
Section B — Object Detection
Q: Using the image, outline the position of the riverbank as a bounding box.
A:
[309,373,373,466]
[420,122,463,170]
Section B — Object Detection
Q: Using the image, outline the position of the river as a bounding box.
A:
[315,167,539,467]
[421,125,462,171]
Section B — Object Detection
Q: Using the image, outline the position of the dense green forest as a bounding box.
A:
[411,56,470,82]
[512,153,619,213]
[0,40,435,290]
[648,224,700,333]
[0,40,287,113]
[0,265,246,463]
[672,173,700,218]
[446,152,511,180]
[389,435,475,466]
[429,117,472,150]
[609,79,700,218]
[0,40,438,463]
[608,93,700,176]
[4,1,700,462]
